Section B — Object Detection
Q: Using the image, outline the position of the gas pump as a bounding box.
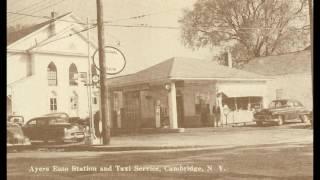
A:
[155,100,161,128]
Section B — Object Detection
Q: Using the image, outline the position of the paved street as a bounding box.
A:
[105,123,313,148]
[7,124,313,180]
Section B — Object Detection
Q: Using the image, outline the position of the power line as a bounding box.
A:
[104,23,180,30]
[36,24,122,48]
[100,9,180,24]
[6,13,309,50]
[8,12,53,19]
[104,23,310,31]
[7,11,310,31]
[9,10,179,28]
[9,0,58,22]
[35,25,97,47]
[9,0,70,24]
[7,12,90,26]
[8,0,50,19]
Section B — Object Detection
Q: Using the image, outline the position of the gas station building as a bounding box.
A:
[107,57,269,130]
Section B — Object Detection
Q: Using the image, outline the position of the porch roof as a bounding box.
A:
[108,57,269,87]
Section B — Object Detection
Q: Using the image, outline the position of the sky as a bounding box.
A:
[7,0,221,76]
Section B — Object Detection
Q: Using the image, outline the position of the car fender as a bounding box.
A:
[298,110,311,116]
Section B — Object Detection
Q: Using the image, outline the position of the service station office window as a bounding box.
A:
[222,96,263,111]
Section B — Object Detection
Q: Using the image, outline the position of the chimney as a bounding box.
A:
[48,11,58,37]
[224,49,233,68]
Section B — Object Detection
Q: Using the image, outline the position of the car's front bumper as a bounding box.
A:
[7,142,31,147]
[63,132,85,142]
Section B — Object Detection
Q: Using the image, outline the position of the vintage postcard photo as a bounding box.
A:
[7,0,313,179]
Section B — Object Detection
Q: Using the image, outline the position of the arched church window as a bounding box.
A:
[69,63,78,86]
[47,62,57,86]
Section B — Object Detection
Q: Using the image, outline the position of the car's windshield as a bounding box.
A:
[269,100,291,108]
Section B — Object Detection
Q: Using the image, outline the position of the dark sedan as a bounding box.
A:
[253,99,311,126]
[23,116,87,143]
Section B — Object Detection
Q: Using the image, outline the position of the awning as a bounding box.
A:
[217,83,266,97]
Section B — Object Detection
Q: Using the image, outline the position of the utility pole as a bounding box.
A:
[308,0,313,126]
[308,0,314,102]
[96,0,110,145]
[86,17,95,143]
[308,0,313,52]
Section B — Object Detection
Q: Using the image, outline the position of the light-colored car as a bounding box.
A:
[7,121,31,147]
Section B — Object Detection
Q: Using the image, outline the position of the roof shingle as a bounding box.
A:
[7,12,71,46]
[241,50,311,76]
[108,57,268,87]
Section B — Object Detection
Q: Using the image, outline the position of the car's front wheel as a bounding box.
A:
[276,116,284,126]
[300,114,309,123]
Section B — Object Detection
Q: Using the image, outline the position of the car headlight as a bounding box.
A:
[65,126,78,131]
[13,134,23,139]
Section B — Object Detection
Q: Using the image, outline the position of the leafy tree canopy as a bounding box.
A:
[179,0,310,63]
[7,24,37,45]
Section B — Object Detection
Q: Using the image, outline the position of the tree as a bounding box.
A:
[7,24,41,45]
[179,0,310,62]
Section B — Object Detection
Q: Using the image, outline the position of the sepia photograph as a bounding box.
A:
[7,0,313,179]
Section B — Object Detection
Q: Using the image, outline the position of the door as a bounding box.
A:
[123,91,141,129]
[36,119,50,141]
[23,119,38,140]
[176,95,184,128]
[23,118,47,141]
[111,93,119,128]
[286,100,299,120]
[46,117,66,140]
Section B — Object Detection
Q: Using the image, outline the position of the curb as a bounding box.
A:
[65,145,210,152]
[7,144,212,152]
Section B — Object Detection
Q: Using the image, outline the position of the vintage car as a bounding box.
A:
[22,115,87,143]
[253,99,311,126]
[44,112,89,126]
[43,112,69,118]
[7,115,24,126]
[7,122,31,147]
